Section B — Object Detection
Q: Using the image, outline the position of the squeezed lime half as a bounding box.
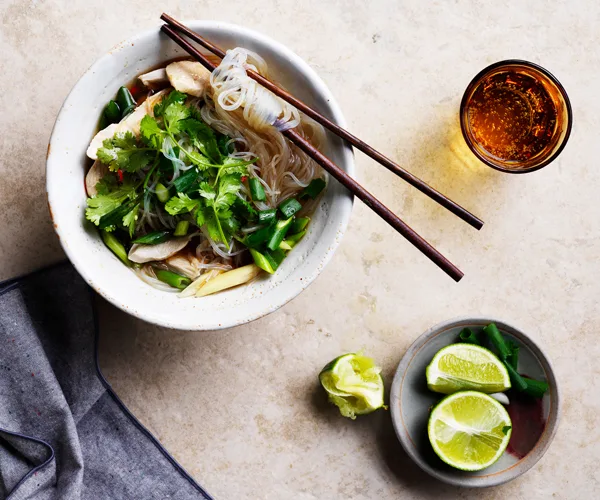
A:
[319,353,385,419]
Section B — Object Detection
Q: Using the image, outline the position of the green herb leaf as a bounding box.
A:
[153,90,187,118]
[122,203,140,237]
[140,115,166,149]
[232,197,258,222]
[214,175,242,211]
[97,131,154,173]
[195,205,209,227]
[501,426,512,435]
[164,103,191,134]
[198,182,217,204]
[216,133,230,156]
[179,118,221,163]
[185,149,214,170]
[220,156,255,176]
[173,168,201,194]
[85,182,137,226]
[205,210,224,243]
[299,178,326,200]
[165,193,200,215]
[95,174,119,195]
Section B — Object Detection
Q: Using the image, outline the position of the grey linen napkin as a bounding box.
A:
[0,263,212,500]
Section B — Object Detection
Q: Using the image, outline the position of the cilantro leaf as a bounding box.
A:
[198,182,216,205]
[165,193,200,215]
[216,133,231,156]
[179,118,221,163]
[232,197,258,222]
[195,205,209,227]
[97,131,155,173]
[122,203,140,237]
[220,158,254,176]
[85,182,137,226]
[220,213,240,236]
[164,103,191,134]
[95,174,118,195]
[140,115,166,149]
[153,90,187,118]
[204,210,225,244]
[214,175,242,211]
[185,149,214,170]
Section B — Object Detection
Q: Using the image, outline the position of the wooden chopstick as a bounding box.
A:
[159,23,464,282]
[161,13,483,232]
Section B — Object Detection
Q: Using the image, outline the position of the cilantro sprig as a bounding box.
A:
[87,88,258,254]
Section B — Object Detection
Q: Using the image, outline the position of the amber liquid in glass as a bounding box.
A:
[466,70,558,163]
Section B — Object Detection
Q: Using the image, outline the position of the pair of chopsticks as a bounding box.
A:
[160,14,483,282]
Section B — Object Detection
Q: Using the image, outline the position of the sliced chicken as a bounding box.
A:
[85,160,110,197]
[86,123,118,160]
[145,88,169,116]
[165,61,211,97]
[165,253,201,279]
[128,236,191,264]
[87,89,169,160]
[138,68,168,88]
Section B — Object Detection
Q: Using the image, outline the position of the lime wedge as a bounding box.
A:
[426,343,511,395]
[428,391,512,471]
[319,353,385,419]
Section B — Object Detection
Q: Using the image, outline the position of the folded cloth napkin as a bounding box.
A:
[0,263,212,500]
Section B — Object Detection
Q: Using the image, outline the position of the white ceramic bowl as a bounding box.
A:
[46,21,353,330]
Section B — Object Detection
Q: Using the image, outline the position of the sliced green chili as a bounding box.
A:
[116,86,136,117]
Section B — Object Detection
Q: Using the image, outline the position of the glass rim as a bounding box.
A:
[459,59,573,174]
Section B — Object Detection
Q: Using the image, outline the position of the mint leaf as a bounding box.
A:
[122,203,140,237]
[140,115,166,148]
[179,118,221,163]
[153,90,187,117]
[165,193,200,215]
[501,426,512,435]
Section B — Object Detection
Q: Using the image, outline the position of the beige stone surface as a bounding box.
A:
[2,0,600,498]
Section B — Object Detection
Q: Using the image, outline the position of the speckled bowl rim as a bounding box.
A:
[46,21,354,331]
[390,317,560,488]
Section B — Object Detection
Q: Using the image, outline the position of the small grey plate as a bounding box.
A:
[390,317,560,487]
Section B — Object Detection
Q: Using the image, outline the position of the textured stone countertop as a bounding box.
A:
[2,1,599,498]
